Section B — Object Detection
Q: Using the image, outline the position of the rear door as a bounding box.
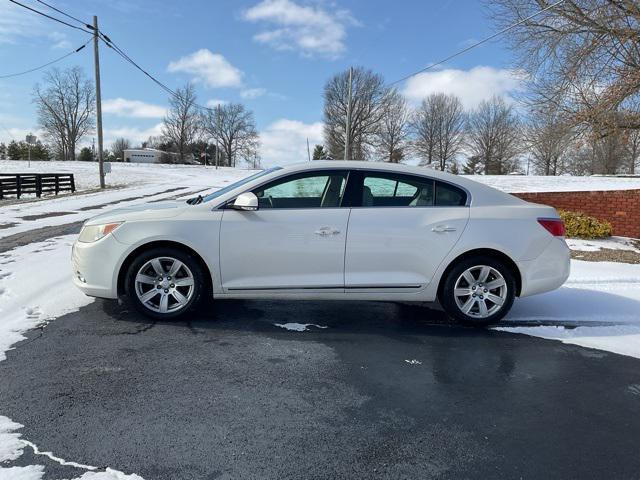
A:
[344,170,470,291]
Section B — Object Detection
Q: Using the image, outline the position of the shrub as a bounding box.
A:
[559,210,612,239]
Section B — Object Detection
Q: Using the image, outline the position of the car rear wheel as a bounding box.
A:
[440,256,516,325]
[125,247,205,319]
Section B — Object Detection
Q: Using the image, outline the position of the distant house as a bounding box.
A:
[123,148,196,164]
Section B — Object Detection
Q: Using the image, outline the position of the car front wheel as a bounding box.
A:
[125,247,204,319]
[440,256,516,325]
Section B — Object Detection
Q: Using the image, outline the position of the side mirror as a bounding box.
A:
[232,192,259,211]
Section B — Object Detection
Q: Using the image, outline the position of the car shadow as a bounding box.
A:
[102,298,484,340]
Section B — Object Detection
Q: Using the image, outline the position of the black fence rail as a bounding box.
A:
[0,173,76,199]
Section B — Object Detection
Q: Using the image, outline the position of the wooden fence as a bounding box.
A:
[0,173,75,199]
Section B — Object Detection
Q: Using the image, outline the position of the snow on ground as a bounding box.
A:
[471,174,640,193]
[0,160,255,192]
[274,323,328,332]
[0,236,145,479]
[500,259,640,358]
[0,163,257,240]
[566,236,640,252]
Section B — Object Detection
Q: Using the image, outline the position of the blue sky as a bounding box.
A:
[0,0,524,165]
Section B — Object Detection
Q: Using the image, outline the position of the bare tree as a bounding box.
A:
[526,108,574,175]
[110,137,131,162]
[162,83,200,163]
[467,96,522,175]
[488,0,640,131]
[624,128,640,174]
[323,67,391,160]
[376,89,410,163]
[33,67,95,160]
[410,93,466,171]
[202,103,260,167]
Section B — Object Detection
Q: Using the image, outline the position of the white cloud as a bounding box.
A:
[104,123,164,145]
[260,118,323,166]
[167,49,243,88]
[240,88,267,99]
[242,0,357,58]
[206,99,228,108]
[0,4,40,44]
[49,31,71,50]
[402,66,525,110]
[102,98,167,118]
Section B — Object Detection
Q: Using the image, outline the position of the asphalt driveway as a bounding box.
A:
[1,299,639,479]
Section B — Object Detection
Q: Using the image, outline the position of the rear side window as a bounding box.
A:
[361,173,433,207]
[435,181,467,206]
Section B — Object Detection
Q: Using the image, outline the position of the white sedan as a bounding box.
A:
[72,161,570,325]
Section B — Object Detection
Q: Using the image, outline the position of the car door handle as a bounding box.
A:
[432,225,457,233]
[315,227,340,236]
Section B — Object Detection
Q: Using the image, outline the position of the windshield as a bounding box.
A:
[197,167,282,204]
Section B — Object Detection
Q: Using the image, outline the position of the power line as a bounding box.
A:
[7,0,93,34]
[35,0,93,29]
[388,0,566,86]
[98,33,218,113]
[0,40,90,79]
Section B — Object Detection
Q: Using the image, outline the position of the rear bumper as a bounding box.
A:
[71,234,124,299]
[517,237,570,297]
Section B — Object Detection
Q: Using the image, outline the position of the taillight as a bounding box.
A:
[537,218,566,237]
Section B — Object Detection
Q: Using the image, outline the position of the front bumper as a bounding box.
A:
[72,233,126,299]
[517,237,571,297]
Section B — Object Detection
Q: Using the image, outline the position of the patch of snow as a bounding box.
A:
[21,439,97,470]
[274,323,328,332]
[496,325,640,359]
[0,465,44,480]
[404,359,422,365]
[0,236,94,362]
[566,237,639,253]
[500,260,640,358]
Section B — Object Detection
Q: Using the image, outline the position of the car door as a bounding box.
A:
[219,170,350,291]
[344,170,470,292]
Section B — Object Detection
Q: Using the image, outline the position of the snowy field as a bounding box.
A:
[0,160,256,192]
[471,174,640,192]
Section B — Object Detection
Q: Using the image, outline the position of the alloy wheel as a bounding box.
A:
[453,265,508,319]
[134,256,195,314]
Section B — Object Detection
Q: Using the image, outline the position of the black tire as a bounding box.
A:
[440,256,516,326]
[125,247,206,320]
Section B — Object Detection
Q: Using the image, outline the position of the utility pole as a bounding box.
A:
[307,137,311,161]
[215,104,221,170]
[344,66,353,161]
[93,15,105,189]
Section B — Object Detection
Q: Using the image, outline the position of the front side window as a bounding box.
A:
[361,173,434,207]
[253,171,348,208]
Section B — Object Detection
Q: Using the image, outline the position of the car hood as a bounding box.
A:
[84,201,186,226]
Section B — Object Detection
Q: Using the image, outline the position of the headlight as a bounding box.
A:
[78,222,122,243]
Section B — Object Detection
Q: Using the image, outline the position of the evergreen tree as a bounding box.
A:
[312,144,330,160]
[463,156,483,175]
[78,147,94,162]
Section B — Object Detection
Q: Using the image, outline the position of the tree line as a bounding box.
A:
[318,65,639,175]
[3,66,261,167]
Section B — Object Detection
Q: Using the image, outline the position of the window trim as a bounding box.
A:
[221,167,471,210]
[223,169,352,210]
[350,170,470,208]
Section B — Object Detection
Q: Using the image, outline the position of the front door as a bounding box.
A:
[344,171,470,291]
[219,170,350,291]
